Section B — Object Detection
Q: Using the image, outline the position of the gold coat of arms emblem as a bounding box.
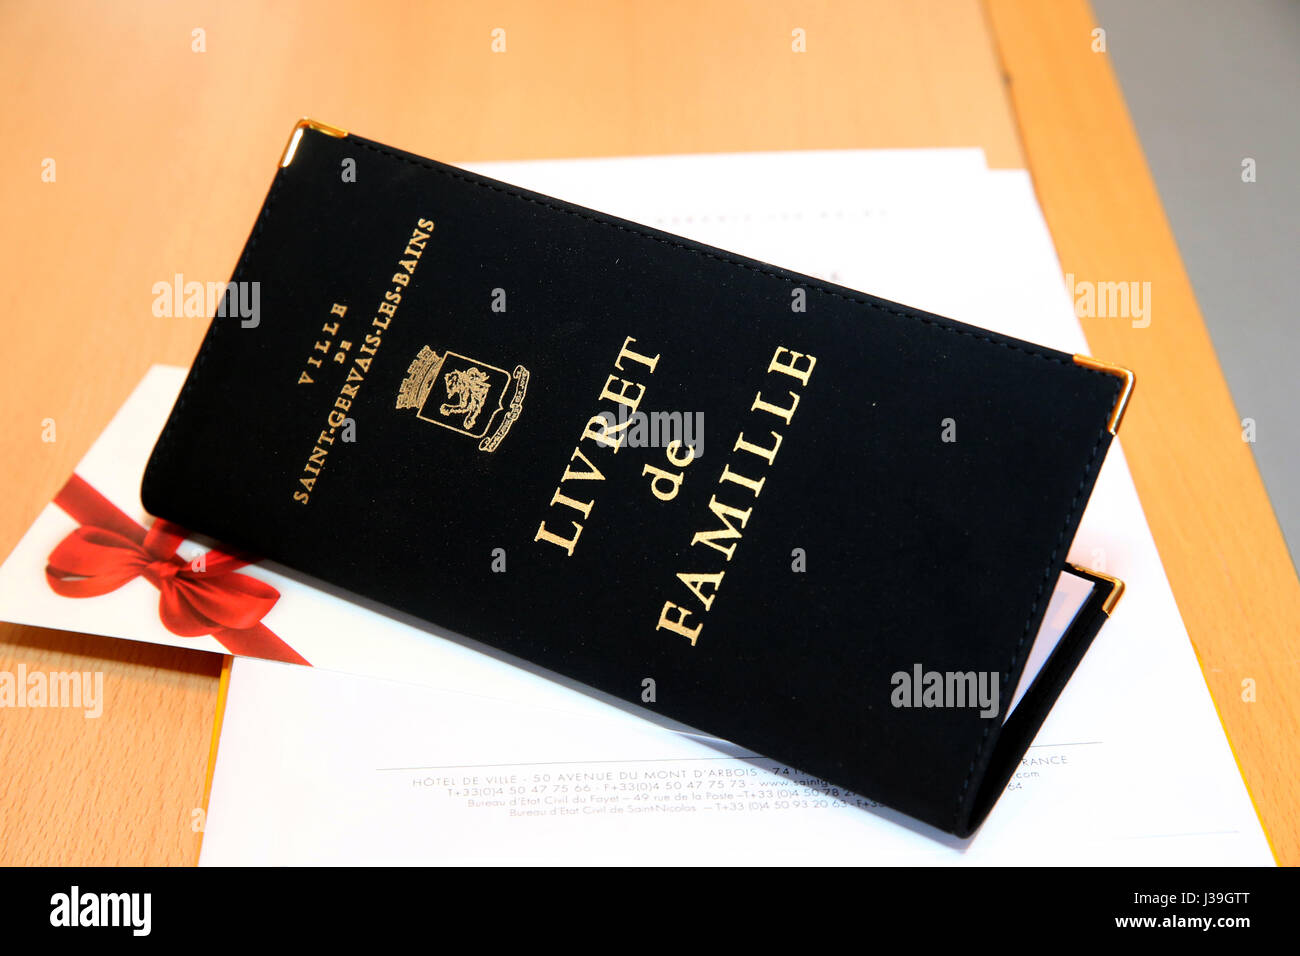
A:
[395,346,529,452]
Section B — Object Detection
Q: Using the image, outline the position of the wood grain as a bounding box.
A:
[987,0,1299,864]
[0,625,219,865]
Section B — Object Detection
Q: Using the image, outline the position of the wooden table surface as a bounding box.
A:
[2,0,1295,865]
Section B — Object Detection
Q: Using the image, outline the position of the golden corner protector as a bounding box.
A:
[280,118,349,168]
[1066,563,1126,616]
[1073,354,1136,436]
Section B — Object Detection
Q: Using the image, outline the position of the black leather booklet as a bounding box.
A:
[143,119,1134,838]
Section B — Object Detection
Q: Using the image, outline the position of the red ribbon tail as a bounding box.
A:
[213,623,310,665]
[54,474,147,544]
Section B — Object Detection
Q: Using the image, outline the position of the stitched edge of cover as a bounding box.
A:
[364,139,1103,370]
[951,417,1113,832]
[153,131,1123,831]
[146,170,286,500]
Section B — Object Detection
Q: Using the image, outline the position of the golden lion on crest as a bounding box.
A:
[439,366,493,430]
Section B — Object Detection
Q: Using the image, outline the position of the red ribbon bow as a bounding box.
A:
[45,474,308,665]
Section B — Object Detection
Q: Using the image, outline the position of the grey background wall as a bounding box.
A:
[1091,0,1299,571]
